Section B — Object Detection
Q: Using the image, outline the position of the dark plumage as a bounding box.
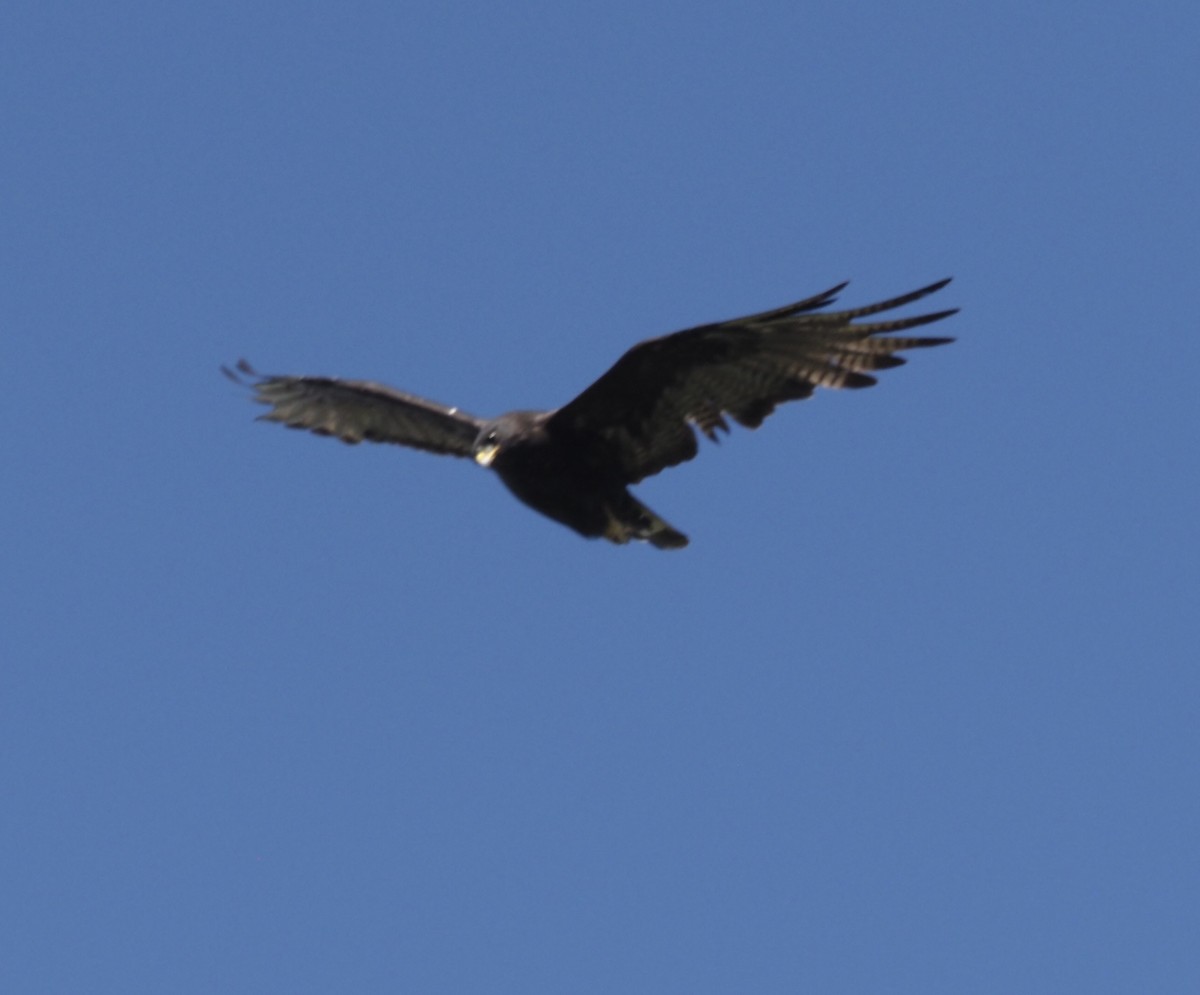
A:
[223,279,956,548]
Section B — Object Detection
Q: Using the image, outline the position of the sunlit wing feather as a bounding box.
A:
[222,359,484,457]
[549,279,957,483]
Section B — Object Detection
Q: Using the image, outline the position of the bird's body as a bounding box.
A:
[224,279,956,548]
[475,410,688,548]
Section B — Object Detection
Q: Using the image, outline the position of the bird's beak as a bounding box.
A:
[474,443,500,467]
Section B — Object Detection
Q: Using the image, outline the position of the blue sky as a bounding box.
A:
[4,2,1198,991]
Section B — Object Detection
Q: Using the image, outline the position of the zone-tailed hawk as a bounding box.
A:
[223,279,955,549]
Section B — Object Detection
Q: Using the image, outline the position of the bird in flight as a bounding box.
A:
[224,279,956,549]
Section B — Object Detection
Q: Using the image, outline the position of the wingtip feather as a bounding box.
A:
[221,358,263,386]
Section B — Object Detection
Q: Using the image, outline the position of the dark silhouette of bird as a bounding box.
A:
[223,279,956,548]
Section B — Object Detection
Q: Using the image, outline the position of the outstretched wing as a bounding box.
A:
[549,279,957,483]
[222,359,485,457]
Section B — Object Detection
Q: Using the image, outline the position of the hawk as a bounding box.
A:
[224,279,955,548]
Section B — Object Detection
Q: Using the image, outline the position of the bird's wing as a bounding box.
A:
[548,279,957,483]
[222,360,485,457]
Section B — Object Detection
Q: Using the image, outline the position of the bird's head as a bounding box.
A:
[473,411,546,468]
[473,426,503,467]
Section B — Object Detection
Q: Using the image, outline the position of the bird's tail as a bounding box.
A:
[606,492,689,550]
